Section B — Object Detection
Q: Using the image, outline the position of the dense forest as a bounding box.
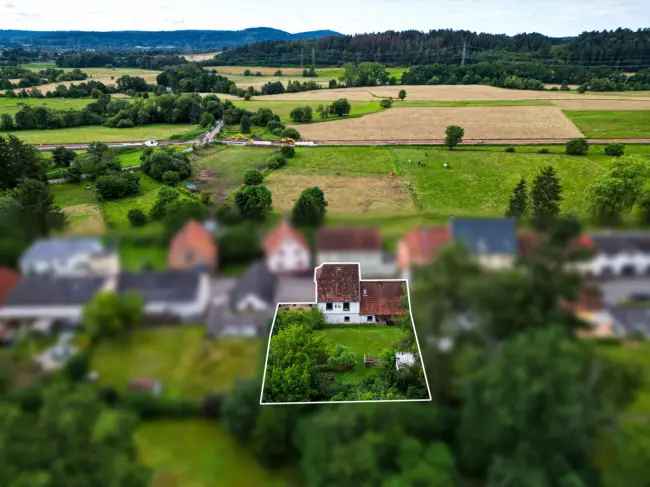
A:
[214,28,650,69]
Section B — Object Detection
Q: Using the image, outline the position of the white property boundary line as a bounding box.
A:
[259,262,433,405]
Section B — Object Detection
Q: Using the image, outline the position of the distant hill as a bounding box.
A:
[0,28,342,51]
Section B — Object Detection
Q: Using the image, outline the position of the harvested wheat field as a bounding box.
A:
[292,106,584,141]
[265,174,416,214]
[255,84,650,102]
[552,99,650,110]
[29,68,160,94]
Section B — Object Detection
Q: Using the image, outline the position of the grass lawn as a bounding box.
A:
[51,181,97,207]
[0,96,97,116]
[564,111,650,138]
[136,419,299,487]
[4,124,199,144]
[314,325,407,383]
[119,239,168,271]
[116,149,145,168]
[101,174,165,228]
[91,326,262,399]
[231,99,384,124]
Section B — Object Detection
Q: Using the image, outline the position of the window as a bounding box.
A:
[326,303,333,311]
[343,302,350,311]
[344,316,350,322]
[367,315,373,322]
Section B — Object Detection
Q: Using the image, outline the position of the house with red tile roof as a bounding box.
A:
[314,263,407,324]
[263,221,310,275]
[397,226,450,278]
[0,268,19,306]
[316,227,396,277]
[168,220,218,272]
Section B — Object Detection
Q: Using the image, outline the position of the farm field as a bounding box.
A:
[564,111,650,138]
[0,96,97,115]
[91,326,262,399]
[136,419,298,487]
[4,123,198,144]
[292,106,585,141]
[253,84,650,102]
[230,99,384,123]
[16,66,161,93]
[194,144,650,239]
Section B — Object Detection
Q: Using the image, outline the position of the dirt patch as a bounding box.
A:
[292,106,584,141]
[265,173,416,215]
[63,204,106,235]
[254,84,650,102]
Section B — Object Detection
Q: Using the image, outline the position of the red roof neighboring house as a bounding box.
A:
[263,220,309,255]
[317,227,382,252]
[168,220,217,271]
[0,268,20,306]
[360,281,407,316]
[518,230,595,258]
[315,264,360,302]
[397,226,450,269]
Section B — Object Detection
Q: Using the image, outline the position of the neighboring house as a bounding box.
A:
[397,226,450,279]
[168,220,218,272]
[263,220,311,275]
[450,217,517,269]
[117,270,210,321]
[0,276,109,325]
[0,267,20,306]
[578,233,650,277]
[207,261,277,337]
[20,237,119,277]
[609,305,650,338]
[315,263,407,324]
[316,227,396,277]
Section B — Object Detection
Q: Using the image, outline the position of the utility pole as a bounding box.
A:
[461,39,467,66]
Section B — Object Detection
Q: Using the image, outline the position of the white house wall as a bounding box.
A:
[267,239,310,274]
[579,252,650,277]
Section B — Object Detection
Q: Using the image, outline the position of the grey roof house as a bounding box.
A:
[207,262,278,337]
[0,276,109,324]
[117,270,210,321]
[450,218,517,269]
[20,237,119,277]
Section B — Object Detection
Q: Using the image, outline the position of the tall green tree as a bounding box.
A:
[458,327,599,484]
[0,135,45,190]
[444,125,464,150]
[291,186,327,227]
[531,166,562,229]
[0,383,150,487]
[235,185,272,220]
[13,178,65,238]
[506,178,528,218]
[83,291,144,341]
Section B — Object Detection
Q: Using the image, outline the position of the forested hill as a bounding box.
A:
[0,28,342,51]
[213,28,650,68]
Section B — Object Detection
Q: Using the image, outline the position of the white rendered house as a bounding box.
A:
[264,221,311,275]
[314,263,406,324]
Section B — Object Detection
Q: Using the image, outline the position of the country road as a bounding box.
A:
[35,120,224,152]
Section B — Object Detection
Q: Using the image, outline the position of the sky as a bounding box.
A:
[2,0,649,37]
